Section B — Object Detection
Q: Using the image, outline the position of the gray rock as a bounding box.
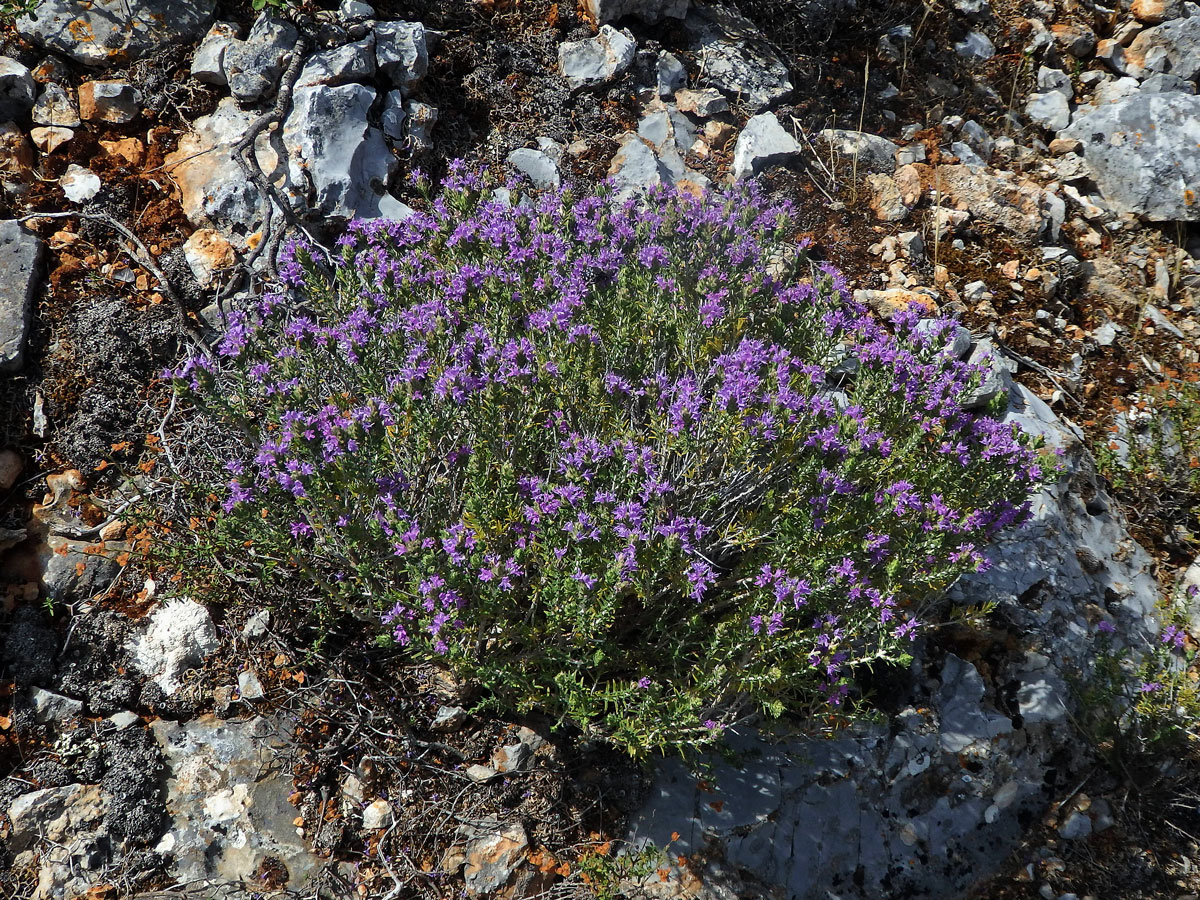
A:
[403,98,437,151]
[955,30,995,59]
[242,608,270,640]
[507,147,560,189]
[1062,92,1200,221]
[914,318,973,358]
[162,98,286,246]
[492,741,533,773]
[1126,16,1200,80]
[1026,91,1071,131]
[609,133,672,194]
[297,36,375,87]
[1092,76,1143,106]
[464,823,528,895]
[128,598,220,696]
[1059,810,1093,839]
[340,0,373,16]
[684,5,792,110]
[0,57,35,121]
[962,338,1015,409]
[1141,71,1197,93]
[466,764,499,783]
[224,14,298,103]
[951,141,986,167]
[656,50,687,98]
[362,798,392,829]
[79,78,140,124]
[237,670,264,701]
[637,104,697,153]
[17,0,216,67]
[961,119,994,161]
[583,0,688,23]
[41,535,121,602]
[283,83,407,221]
[953,0,991,19]
[676,87,729,116]
[375,20,428,89]
[818,129,899,174]
[380,89,405,140]
[109,710,140,730]
[152,716,324,889]
[191,22,238,86]
[7,783,107,854]
[32,83,80,127]
[732,113,802,180]
[0,220,43,373]
[1037,66,1073,98]
[558,25,636,90]
[29,687,84,724]
[431,705,468,732]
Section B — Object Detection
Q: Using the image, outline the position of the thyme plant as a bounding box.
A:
[168,167,1046,754]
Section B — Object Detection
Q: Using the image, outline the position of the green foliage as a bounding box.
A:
[1095,360,1200,549]
[161,172,1044,755]
[1074,586,1200,776]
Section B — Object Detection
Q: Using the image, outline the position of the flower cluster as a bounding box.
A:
[169,168,1045,754]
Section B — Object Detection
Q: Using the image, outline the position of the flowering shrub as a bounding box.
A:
[168,167,1046,754]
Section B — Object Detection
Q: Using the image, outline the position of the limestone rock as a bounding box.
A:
[380,89,405,140]
[223,14,298,103]
[7,783,107,853]
[191,22,239,86]
[818,129,899,173]
[128,598,219,695]
[931,164,1060,238]
[558,25,636,90]
[30,126,73,153]
[1131,0,1183,23]
[1062,92,1200,221]
[1051,22,1097,57]
[656,50,686,98]
[375,20,428,89]
[865,172,909,221]
[17,0,217,67]
[30,692,84,730]
[78,79,140,124]
[732,112,801,180]
[151,716,324,889]
[60,163,100,202]
[403,99,437,151]
[163,98,277,242]
[1124,16,1200,80]
[0,57,35,122]
[675,87,729,116]
[183,227,237,286]
[583,0,688,24]
[297,36,376,87]
[282,83,405,221]
[684,5,792,110]
[0,220,42,373]
[32,83,80,127]
[507,147,560,189]
[1025,91,1071,131]
[464,823,528,896]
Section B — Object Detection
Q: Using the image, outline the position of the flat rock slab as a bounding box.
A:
[18,0,216,67]
[683,5,792,111]
[1062,91,1200,222]
[0,220,44,373]
[151,715,325,890]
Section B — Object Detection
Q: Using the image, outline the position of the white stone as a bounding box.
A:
[558,25,636,90]
[732,113,802,180]
[60,164,100,203]
[128,598,220,695]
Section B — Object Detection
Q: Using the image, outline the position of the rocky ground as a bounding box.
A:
[0,0,1199,897]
